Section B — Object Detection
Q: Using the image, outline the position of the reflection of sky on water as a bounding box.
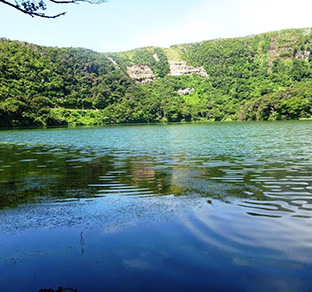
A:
[1,195,312,291]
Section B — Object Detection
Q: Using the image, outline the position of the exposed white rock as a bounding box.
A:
[294,50,311,61]
[168,61,209,78]
[153,54,159,62]
[107,57,119,69]
[126,61,208,84]
[178,88,194,96]
[127,65,155,84]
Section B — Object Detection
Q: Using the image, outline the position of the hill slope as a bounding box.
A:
[1,28,312,127]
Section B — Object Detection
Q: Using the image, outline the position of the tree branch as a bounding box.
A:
[1,0,33,17]
[0,0,66,17]
[48,0,106,5]
[0,0,106,18]
[29,10,67,18]
[48,0,78,4]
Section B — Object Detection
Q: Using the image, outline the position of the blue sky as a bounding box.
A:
[1,0,312,52]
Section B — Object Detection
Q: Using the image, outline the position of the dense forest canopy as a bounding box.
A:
[0,28,312,127]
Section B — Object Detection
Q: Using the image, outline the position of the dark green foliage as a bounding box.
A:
[0,39,138,127]
[153,48,170,78]
[239,87,312,121]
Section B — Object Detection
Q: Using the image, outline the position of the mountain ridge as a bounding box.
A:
[0,27,312,127]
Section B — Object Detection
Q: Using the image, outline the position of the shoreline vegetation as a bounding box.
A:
[1,28,312,128]
[0,119,311,132]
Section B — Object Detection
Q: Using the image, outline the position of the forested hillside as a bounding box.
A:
[1,28,312,127]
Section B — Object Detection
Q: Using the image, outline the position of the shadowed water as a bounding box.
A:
[0,121,312,291]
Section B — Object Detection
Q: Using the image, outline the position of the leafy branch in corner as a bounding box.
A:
[0,0,107,18]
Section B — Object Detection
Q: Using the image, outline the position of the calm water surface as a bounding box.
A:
[0,121,312,291]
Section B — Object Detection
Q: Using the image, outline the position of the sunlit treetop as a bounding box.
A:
[0,0,107,18]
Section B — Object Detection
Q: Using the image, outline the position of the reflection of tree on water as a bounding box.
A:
[0,144,114,208]
[124,155,312,218]
[1,143,311,218]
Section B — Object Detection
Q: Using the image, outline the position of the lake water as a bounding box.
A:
[0,121,312,292]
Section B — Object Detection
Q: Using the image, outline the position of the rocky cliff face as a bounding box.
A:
[168,61,209,78]
[125,60,209,83]
[127,65,155,84]
[177,88,194,96]
[109,27,311,85]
